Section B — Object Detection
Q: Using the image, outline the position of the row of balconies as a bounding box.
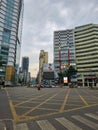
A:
[75,31,98,39]
[76,55,98,60]
[76,40,98,48]
[77,63,98,68]
[76,42,98,50]
[76,46,98,53]
[75,24,98,32]
[77,58,98,64]
[76,50,98,56]
[75,35,98,42]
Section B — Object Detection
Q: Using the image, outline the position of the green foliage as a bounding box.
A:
[58,65,77,83]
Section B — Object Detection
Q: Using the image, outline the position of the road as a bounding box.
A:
[0,86,98,130]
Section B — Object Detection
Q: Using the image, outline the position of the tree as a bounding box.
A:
[58,71,63,84]
[64,66,77,83]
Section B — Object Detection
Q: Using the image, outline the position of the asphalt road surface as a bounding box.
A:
[1,86,98,130]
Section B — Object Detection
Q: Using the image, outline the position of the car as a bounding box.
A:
[5,81,13,87]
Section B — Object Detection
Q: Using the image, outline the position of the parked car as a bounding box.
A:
[5,81,13,87]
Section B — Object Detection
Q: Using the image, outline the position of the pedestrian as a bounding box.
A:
[37,83,41,90]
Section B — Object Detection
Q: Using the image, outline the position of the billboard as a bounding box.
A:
[43,72,54,80]
[43,63,54,80]
[43,63,54,72]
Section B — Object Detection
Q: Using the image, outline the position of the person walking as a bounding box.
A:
[37,83,41,90]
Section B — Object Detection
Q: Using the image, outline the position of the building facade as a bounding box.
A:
[53,29,76,73]
[21,57,29,84]
[39,50,48,83]
[22,57,29,73]
[0,0,24,83]
[74,24,98,86]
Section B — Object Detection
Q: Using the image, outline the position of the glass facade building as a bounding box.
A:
[53,29,76,73]
[0,0,24,81]
[22,57,29,73]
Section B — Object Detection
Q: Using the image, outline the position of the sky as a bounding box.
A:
[21,0,98,77]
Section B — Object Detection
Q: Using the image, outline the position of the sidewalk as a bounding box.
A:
[0,88,15,130]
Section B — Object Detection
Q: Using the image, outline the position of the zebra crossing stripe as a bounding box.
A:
[55,117,82,130]
[16,123,29,130]
[72,115,98,130]
[85,113,98,120]
[37,120,56,130]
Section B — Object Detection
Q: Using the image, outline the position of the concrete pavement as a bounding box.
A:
[0,88,15,130]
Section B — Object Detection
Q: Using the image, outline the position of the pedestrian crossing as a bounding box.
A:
[16,112,98,130]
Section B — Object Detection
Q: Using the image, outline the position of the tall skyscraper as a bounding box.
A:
[22,57,29,73]
[0,0,24,82]
[53,29,76,73]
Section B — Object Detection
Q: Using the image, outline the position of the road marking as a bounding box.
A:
[59,89,70,113]
[16,123,29,130]
[21,89,64,116]
[15,92,50,107]
[85,113,98,120]
[79,95,89,106]
[55,117,82,130]
[9,100,19,122]
[72,115,98,130]
[37,120,56,130]
[15,105,58,111]
[75,89,89,106]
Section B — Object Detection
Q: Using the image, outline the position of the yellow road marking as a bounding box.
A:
[75,89,89,106]
[59,89,70,113]
[17,103,98,122]
[9,100,19,122]
[21,89,64,116]
[15,92,50,107]
[6,88,98,123]
[15,105,58,111]
[79,95,89,106]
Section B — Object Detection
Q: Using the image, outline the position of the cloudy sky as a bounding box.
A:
[21,0,98,77]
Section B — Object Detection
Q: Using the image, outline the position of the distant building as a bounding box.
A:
[21,57,29,84]
[0,0,24,83]
[22,57,29,73]
[74,23,98,86]
[39,50,48,83]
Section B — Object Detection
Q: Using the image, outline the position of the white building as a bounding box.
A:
[74,23,98,87]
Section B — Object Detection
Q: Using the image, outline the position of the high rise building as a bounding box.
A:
[53,29,76,73]
[39,50,48,83]
[0,0,24,82]
[74,23,98,86]
[22,57,29,73]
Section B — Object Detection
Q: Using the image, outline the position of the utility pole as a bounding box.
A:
[59,43,62,87]
[68,47,70,66]
[67,32,70,67]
